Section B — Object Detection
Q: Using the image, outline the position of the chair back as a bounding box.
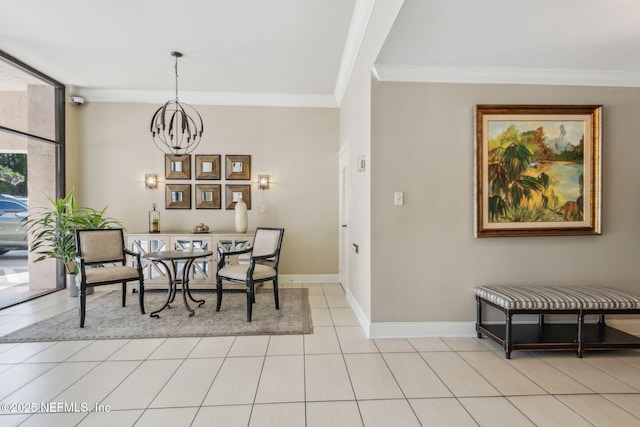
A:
[76,228,126,264]
[252,227,284,259]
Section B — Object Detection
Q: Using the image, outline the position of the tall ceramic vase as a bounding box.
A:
[235,197,248,233]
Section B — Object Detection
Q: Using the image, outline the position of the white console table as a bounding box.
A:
[126,232,254,289]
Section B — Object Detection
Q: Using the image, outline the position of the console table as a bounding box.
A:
[126,232,254,289]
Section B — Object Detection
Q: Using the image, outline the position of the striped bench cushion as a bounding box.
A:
[475,285,640,311]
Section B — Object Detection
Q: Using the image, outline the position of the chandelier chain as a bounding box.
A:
[174,55,179,103]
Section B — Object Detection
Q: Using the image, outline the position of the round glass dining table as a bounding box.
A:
[142,249,213,317]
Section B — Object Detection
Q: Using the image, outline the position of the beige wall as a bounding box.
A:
[371,80,640,322]
[68,102,339,275]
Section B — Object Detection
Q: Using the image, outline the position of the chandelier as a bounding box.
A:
[150,51,204,155]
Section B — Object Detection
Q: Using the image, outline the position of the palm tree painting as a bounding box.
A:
[475,105,602,237]
[487,120,585,223]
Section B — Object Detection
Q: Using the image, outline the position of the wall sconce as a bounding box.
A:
[145,174,158,189]
[258,175,270,190]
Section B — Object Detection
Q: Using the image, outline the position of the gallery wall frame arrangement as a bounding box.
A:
[225,155,251,180]
[225,184,251,210]
[165,184,192,209]
[195,184,222,209]
[474,104,602,237]
[195,155,221,180]
[165,154,191,180]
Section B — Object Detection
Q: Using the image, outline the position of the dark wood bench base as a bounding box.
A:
[475,288,640,359]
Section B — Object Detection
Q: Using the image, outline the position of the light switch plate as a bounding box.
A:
[394,192,404,206]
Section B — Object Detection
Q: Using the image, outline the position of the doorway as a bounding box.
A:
[339,145,349,287]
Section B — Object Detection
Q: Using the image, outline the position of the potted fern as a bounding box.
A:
[25,190,122,296]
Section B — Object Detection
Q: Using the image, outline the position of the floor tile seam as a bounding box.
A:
[539,357,623,394]
[457,351,555,397]
[456,393,539,426]
[66,339,131,363]
[338,346,365,426]
[376,352,425,424]
[599,393,640,422]
[249,337,270,411]
[2,341,58,364]
[61,358,146,411]
[506,394,599,426]
[0,360,61,402]
[582,357,640,392]
[415,351,464,398]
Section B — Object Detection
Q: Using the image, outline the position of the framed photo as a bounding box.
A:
[165,184,191,209]
[225,155,251,180]
[195,184,221,209]
[475,104,602,237]
[225,184,251,209]
[195,155,221,180]
[165,155,191,179]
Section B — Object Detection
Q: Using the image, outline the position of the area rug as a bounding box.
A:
[0,288,312,342]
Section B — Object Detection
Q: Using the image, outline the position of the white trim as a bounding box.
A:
[75,88,339,108]
[373,64,640,88]
[369,322,477,339]
[333,0,376,106]
[345,287,372,337]
[279,274,339,284]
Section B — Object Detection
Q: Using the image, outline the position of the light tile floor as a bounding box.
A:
[0,283,640,426]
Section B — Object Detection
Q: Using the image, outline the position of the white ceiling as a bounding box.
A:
[1,0,639,108]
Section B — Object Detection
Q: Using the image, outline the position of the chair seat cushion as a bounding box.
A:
[475,285,640,311]
[84,266,141,285]
[218,264,276,281]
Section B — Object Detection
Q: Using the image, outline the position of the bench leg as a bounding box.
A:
[476,297,483,338]
[598,314,606,326]
[577,313,584,358]
[505,313,513,359]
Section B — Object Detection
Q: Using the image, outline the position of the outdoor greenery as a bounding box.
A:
[487,124,584,223]
[0,153,27,195]
[24,190,122,274]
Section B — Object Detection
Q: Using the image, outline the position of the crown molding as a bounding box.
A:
[75,88,339,108]
[373,64,640,88]
[333,0,376,106]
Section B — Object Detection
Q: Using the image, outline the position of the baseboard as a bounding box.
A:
[345,288,372,337]
[369,322,477,339]
[279,274,339,283]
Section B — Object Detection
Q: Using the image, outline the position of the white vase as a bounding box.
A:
[234,198,248,233]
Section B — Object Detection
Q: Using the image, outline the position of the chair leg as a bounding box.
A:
[246,281,254,322]
[122,283,127,307]
[216,278,223,312]
[273,278,280,310]
[138,281,145,314]
[79,286,87,328]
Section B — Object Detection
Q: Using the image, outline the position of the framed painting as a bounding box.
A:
[225,184,251,209]
[165,184,191,209]
[165,154,191,179]
[225,155,251,180]
[195,155,221,180]
[475,104,602,237]
[195,184,221,209]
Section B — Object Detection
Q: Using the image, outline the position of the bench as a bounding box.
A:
[475,285,640,358]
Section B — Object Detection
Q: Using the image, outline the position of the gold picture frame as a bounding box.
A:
[225,155,251,180]
[165,184,191,209]
[195,155,221,180]
[225,184,251,209]
[475,104,602,237]
[165,154,191,179]
[195,184,221,209]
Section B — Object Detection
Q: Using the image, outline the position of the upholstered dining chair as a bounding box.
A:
[215,227,285,321]
[75,228,145,327]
